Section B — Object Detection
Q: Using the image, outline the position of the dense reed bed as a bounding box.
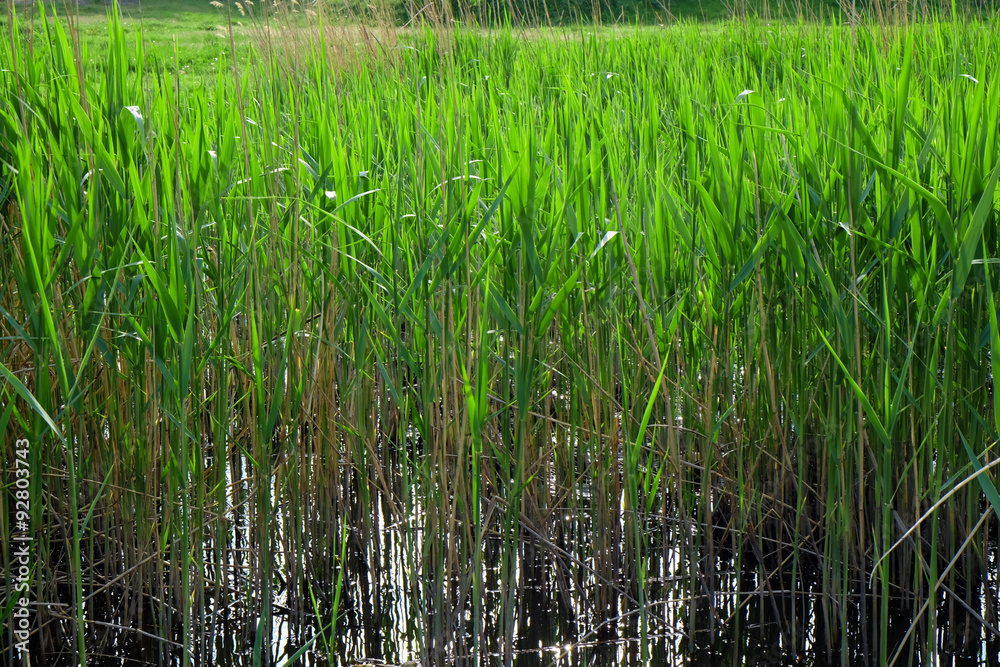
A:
[3,5,1000,664]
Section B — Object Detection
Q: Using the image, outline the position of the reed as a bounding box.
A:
[2,3,1000,664]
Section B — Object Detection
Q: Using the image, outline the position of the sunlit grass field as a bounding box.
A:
[0,0,849,77]
[3,1,1000,664]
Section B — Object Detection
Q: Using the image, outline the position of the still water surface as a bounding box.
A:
[38,484,1000,667]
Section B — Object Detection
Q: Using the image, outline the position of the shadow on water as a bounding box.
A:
[10,465,1000,667]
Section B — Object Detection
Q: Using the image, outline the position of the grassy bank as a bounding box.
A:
[3,4,1000,665]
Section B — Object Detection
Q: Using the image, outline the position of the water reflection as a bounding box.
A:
[14,476,1000,667]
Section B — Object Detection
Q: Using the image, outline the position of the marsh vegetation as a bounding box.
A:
[3,2,1000,664]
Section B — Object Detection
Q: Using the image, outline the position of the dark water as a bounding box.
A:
[10,484,1000,667]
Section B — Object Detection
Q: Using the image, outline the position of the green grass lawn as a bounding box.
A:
[4,0,261,83]
[5,0,987,84]
[1,0,849,82]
